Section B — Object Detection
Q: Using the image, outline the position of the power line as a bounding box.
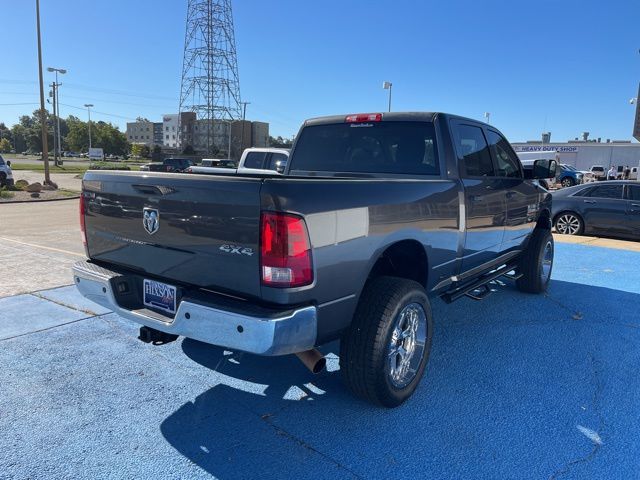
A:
[59,103,138,121]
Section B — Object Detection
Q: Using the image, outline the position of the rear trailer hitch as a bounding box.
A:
[138,326,179,345]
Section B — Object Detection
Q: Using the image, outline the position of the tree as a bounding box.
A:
[131,143,150,158]
[0,123,12,146]
[0,138,11,153]
[182,145,195,155]
[268,135,293,148]
[11,125,28,152]
[152,144,163,161]
[65,115,90,152]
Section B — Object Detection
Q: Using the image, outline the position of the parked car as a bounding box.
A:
[0,154,14,186]
[630,166,638,181]
[552,181,640,239]
[589,165,606,181]
[73,112,556,407]
[188,148,289,175]
[557,164,584,188]
[139,157,194,173]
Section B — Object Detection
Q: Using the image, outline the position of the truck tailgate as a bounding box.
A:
[82,171,262,298]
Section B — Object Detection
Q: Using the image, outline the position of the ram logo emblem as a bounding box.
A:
[142,208,160,235]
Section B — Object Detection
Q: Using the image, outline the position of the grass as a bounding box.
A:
[10,163,89,174]
[59,189,80,197]
[10,163,140,174]
[0,188,15,199]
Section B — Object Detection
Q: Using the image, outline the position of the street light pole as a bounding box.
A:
[84,104,94,150]
[48,83,57,164]
[35,0,50,185]
[383,81,393,112]
[484,112,491,124]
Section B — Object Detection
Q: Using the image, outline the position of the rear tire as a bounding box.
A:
[554,212,584,236]
[516,229,554,294]
[340,276,433,408]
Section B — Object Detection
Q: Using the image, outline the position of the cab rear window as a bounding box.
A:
[290,121,439,176]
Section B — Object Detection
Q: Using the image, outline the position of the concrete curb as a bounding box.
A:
[0,195,80,205]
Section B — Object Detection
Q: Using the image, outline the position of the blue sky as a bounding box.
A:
[1,0,639,142]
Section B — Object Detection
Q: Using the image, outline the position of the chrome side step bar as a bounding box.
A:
[441,263,520,304]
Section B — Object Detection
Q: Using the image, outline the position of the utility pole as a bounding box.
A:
[240,101,250,151]
[47,68,66,166]
[35,0,50,185]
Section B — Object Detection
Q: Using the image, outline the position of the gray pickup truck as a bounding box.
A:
[73,112,555,407]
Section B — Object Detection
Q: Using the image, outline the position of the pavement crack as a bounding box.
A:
[29,291,99,316]
[259,415,365,479]
[0,314,98,342]
[549,353,604,480]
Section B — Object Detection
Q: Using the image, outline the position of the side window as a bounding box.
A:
[585,185,623,199]
[627,185,640,201]
[243,152,267,169]
[453,124,494,177]
[486,130,521,178]
[572,186,595,197]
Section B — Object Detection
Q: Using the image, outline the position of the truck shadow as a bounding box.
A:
[160,279,640,479]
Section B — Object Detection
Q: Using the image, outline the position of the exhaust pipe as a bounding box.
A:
[295,349,326,374]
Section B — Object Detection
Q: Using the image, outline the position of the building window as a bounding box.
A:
[172,135,175,139]
[166,135,169,140]
[165,126,169,131]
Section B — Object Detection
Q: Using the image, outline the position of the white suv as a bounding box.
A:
[0,155,14,187]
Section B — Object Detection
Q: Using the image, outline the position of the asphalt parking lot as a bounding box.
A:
[1,201,639,479]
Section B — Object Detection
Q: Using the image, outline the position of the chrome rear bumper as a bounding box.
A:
[72,261,317,356]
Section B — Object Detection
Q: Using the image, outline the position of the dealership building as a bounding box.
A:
[511,137,640,171]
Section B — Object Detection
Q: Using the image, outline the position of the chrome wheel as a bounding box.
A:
[561,178,573,188]
[555,214,581,235]
[541,240,553,283]
[387,303,427,389]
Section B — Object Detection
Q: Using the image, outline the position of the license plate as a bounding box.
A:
[143,279,177,315]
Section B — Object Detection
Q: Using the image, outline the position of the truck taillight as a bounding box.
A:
[79,194,87,246]
[345,113,382,123]
[260,212,313,288]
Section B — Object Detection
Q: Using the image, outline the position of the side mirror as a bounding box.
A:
[532,159,557,179]
[275,161,286,174]
[6,161,10,167]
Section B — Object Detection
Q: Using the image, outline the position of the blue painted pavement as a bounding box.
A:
[0,242,639,479]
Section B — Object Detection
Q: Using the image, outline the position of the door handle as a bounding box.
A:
[470,195,484,202]
[505,191,516,200]
[583,200,596,204]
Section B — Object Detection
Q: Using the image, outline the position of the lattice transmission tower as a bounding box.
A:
[179,0,242,153]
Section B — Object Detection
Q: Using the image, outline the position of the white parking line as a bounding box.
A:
[0,236,84,257]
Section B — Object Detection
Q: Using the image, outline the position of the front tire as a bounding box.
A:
[516,229,554,294]
[340,276,433,408]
